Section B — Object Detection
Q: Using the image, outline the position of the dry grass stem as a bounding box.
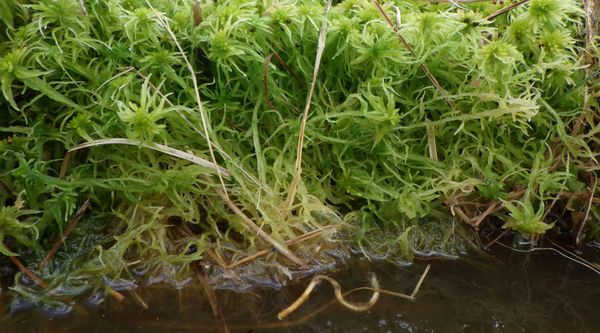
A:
[135,70,264,190]
[192,0,202,26]
[145,0,230,201]
[573,0,599,135]
[227,226,336,269]
[129,289,149,309]
[108,288,126,302]
[78,0,88,16]
[283,0,334,217]
[60,138,229,178]
[203,175,308,268]
[426,123,439,162]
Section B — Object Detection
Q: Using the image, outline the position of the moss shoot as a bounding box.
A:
[0,0,598,307]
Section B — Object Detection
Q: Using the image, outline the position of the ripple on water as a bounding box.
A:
[41,301,73,317]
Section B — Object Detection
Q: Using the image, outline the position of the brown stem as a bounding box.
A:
[193,262,229,333]
[485,0,529,21]
[8,255,48,289]
[228,226,336,269]
[576,175,597,247]
[40,199,91,269]
[371,0,455,110]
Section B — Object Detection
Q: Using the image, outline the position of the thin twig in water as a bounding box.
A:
[411,264,431,298]
[277,273,380,320]
[546,238,600,272]
[194,262,230,333]
[495,241,600,275]
[484,229,509,248]
[278,264,431,320]
[129,289,149,309]
[109,264,431,331]
[40,199,91,269]
[282,0,334,217]
[108,289,126,302]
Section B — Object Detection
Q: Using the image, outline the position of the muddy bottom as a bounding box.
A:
[1,244,599,333]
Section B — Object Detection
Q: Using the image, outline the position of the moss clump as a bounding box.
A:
[0,0,597,306]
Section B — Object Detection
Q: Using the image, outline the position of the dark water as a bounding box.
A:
[1,244,599,333]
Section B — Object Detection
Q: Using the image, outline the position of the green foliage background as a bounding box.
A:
[0,0,598,304]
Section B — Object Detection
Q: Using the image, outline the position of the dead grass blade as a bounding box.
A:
[264,53,276,110]
[59,138,229,179]
[0,179,15,198]
[134,70,266,193]
[426,123,438,161]
[78,0,87,16]
[145,0,230,201]
[282,0,334,217]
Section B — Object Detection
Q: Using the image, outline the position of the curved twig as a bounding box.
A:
[277,273,380,320]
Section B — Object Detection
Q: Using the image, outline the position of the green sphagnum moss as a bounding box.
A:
[0,0,598,307]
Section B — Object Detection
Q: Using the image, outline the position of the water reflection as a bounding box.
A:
[1,245,598,333]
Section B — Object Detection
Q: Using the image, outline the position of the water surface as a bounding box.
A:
[1,244,598,333]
